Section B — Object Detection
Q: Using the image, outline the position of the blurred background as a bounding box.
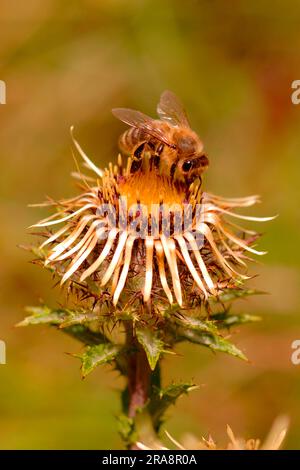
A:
[0,0,300,449]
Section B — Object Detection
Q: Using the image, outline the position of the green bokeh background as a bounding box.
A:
[0,0,300,449]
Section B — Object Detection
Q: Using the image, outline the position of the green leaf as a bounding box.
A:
[63,325,109,346]
[59,312,99,327]
[148,382,197,431]
[19,244,47,260]
[18,306,97,327]
[175,314,217,333]
[136,328,165,371]
[17,306,66,326]
[116,414,137,446]
[74,343,121,377]
[180,329,247,361]
[19,306,111,347]
[213,312,261,328]
[212,288,266,303]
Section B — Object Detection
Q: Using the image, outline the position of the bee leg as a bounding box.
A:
[130,157,142,173]
[142,142,160,171]
[153,155,161,169]
[131,142,146,173]
[133,142,146,160]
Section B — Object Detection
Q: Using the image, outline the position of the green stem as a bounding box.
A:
[127,345,151,419]
[125,322,151,417]
[124,321,157,449]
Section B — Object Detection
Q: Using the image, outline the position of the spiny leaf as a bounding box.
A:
[180,329,247,361]
[74,343,121,377]
[20,244,47,260]
[63,325,109,346]
[19,306,100,328]
[17,306,66,326]
[160,303,182,317]
[213,312,261,328]
[136,327,165,371]
[59,312,99,327]
[148,382,197,431]
[175,314,217,333]
[212,288,266,304]
[115,309,139,322]
[18,306,111,346]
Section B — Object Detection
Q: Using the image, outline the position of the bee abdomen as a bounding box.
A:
[119,127,144,154]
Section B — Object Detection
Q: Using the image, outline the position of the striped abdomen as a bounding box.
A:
[119,127,149,155]
[119,128,165,173]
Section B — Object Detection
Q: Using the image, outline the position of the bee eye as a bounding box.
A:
[182,160,193,172]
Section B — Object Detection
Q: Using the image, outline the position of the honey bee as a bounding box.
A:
[112,90,209,185]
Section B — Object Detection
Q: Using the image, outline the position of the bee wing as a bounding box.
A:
[157,90,191,128]
[112,107,174,146]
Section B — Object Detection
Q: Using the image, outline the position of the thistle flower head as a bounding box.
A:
[31,129,273,316]
[137,415,289,450]
[24,96,279,451]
